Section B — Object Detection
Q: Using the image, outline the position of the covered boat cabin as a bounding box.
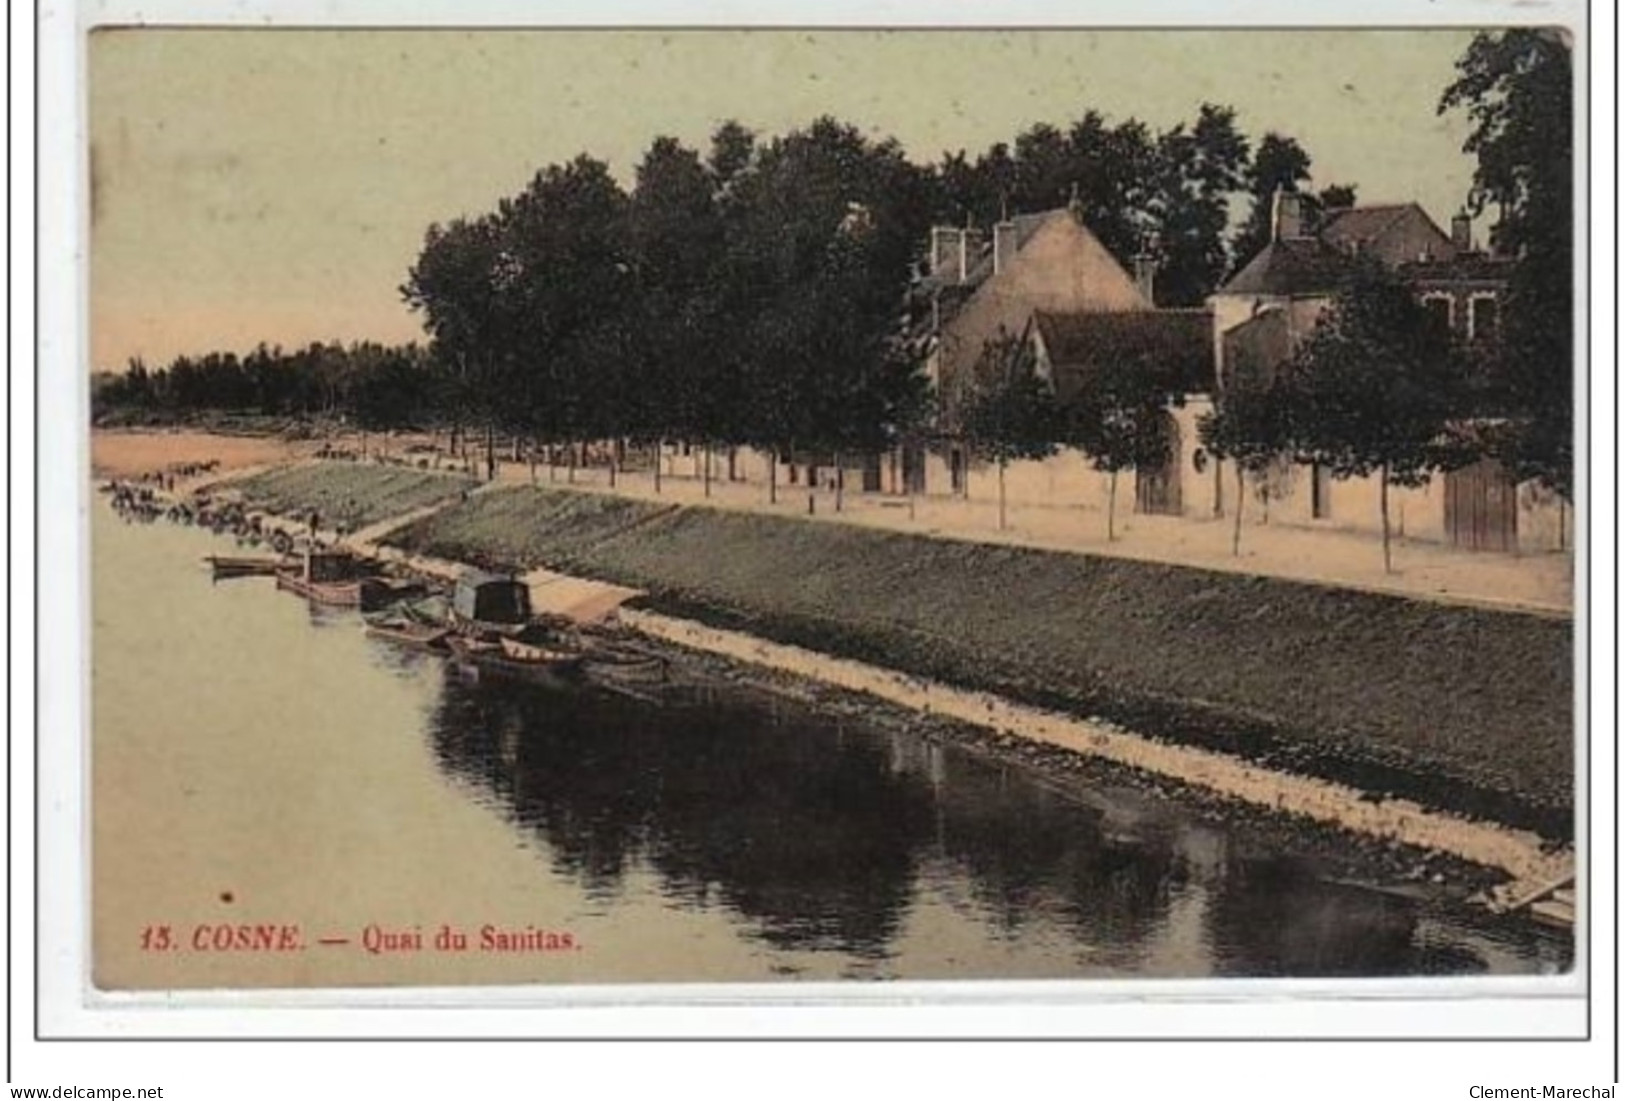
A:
[302,548,365,583]
[453,569,532,626]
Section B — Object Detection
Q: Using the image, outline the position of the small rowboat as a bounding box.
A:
[446,633,586,683]
[584,645,671,686]
[444,633,502,659]
[500,636,581,664]
[364,615,452,651]
[205,554,291,580]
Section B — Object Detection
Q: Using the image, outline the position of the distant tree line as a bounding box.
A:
[92,341,436,434]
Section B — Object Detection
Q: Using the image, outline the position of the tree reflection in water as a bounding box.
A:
[427,663,1540,977]
[430,672,935,957]
[1204,855,1488,977]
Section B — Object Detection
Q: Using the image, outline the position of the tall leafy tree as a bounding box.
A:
[707,119,757,197]
[400,213,515,477]
[930,141,1016,228]
[1439,28,1574,497]
[1198,356,1294,556]
[1065,113,1159,266]
[1012,122,1076,213]
[723,117,932,494]
[933,149,986,227]
[1286,262,1468,572]
[627,135,725,469]
[1065,353,1185,543]
[501,155,632,473]
[1146,103,1250,306]
[1230,132,1313,268]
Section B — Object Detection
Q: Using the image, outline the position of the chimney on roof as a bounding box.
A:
[931,226,964,284]
[1451,210,1472,252]
[960,226,985,282]
[1271,188,1305,242]
[993,221,1018,275]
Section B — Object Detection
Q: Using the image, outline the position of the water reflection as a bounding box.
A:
[423,661,1561,978]
[96,498,1571,982]
[431,677,935,956]
[1204,856,1499,978]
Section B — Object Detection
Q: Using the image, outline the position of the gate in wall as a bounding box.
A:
[1444,459,1518,552]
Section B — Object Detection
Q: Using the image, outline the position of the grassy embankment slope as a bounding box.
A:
[375,482,1573,840]
[228,463,476,531]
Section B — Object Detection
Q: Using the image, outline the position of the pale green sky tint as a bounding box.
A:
[89,28,1484,368]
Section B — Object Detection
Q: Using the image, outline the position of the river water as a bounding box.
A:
[91,500,1570,990]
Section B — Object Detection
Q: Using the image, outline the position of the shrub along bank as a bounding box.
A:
[376,482,1575,839]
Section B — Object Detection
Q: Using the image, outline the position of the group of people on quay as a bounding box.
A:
[106,460,216,501]
[104,459,263,539]
[104,460,362,557]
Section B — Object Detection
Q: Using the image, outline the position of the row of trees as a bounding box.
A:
[1200,264,1473,572]
[391,104,1358,486]
[99,103,1352,483]
[399,121,930,488]
[91,341,437,434]
[960,326,1185,543]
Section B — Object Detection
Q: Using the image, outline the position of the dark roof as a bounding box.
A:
[1219,236,1353,296]
[453,569,530,624]
[457,567,520,590]
[1317,204,1420,251]
[1033,308,1214,396]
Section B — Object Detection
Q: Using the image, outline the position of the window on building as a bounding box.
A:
[949,446,966,495]
[1421,294,1454,336]
[1469,295,1500,341]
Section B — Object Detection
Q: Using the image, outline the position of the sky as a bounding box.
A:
[87,28,1489,370]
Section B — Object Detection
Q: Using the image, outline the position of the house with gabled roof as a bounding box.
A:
[917,205,1152,416]
[1317,202,1459,266]
[897,200,1223,520]
[1207,190,1566,553]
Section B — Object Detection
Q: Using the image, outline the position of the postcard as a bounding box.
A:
[66,13,1588,1025]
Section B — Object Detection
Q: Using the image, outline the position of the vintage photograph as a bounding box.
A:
[86,26,1577,991]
